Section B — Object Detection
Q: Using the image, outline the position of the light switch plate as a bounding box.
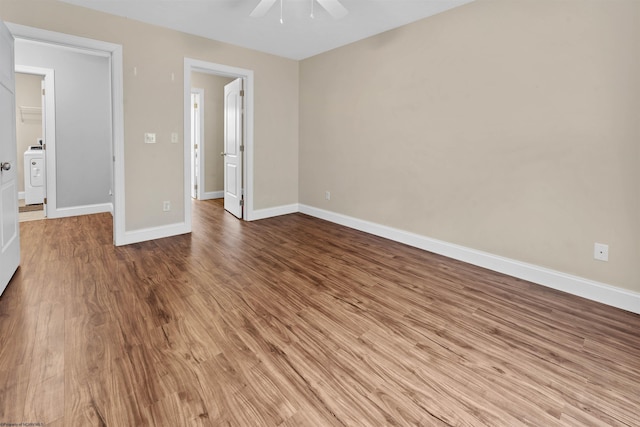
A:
[144,133,156,144]
[171,132,179,143]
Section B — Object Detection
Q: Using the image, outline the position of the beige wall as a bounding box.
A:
[2,0,638,293]
[15,72,41,194]
[299,0,640,292]
[0,0,299,230]
[191,72,234,195]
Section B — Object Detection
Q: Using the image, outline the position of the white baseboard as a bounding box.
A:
[201,191,223,200]
[18,191,25,200]
[250,203,299,221]
[119,222,190,246]
[48,202,112,219]
[298,204,640,315]
[117,201,298,246]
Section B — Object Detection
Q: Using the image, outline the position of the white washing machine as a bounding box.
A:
[24,146,45,205]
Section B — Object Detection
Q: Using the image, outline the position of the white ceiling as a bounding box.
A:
[59,0,474,60]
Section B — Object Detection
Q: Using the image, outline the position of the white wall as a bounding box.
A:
[14,39,112,210]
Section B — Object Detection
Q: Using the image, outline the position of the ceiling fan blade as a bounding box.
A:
[250,0,278,17]
[316,0,348,19]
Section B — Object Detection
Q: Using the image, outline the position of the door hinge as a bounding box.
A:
[240,197,244,207]
[113,155,116,162]
[240,145,245,152]
[44,197,47,204]
[43,144,46,150]
[240,90,244,97]
[194,184,198,191]
[194,103,198,109]
[42,88,45,96]
[194,144,198,149]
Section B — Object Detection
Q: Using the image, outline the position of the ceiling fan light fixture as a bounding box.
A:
[316,0,348,20]
[250,0,347,21]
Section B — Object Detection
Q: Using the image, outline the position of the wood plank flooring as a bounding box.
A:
[1,199,639,426]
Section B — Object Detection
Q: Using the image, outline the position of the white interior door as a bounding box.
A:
[223,78,243,218]
[0,19,20,295]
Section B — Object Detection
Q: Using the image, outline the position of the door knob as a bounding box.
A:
[1,162,10,171]
[220,152,227,157]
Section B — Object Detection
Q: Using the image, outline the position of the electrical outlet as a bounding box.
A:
[144,132,156,144]
[171,132,179,143]
[163,201,170,212]
[325,191,331,201]
[594,243,609,262]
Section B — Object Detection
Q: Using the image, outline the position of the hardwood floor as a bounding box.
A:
[1,199,639,426]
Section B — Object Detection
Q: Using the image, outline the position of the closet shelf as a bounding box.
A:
[19,106,42,122]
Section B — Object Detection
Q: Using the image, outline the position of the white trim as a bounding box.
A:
[15,64,55,216]
[5,24,112,57]
[111,45,124,246]
[18,191,24,200]
[119,222,190,246]
[201,190,223,200]
[184,58,254,225]
[51,202,112,218]
[7,23,125,246]
[252,203,299,221]
[299,204,640,315]
[191,88,205,200]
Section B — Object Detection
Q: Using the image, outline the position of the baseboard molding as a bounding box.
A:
[48,202,112,219]
[250,203,299,221]
[298,204,640,314]
[18,191,25,200]
[201,191,223,200]
[119,201,298,246]
[119,222,190,246]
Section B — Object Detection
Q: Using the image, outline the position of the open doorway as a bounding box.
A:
[183,58,255,227]
[14,38,113,222]
[190,74,235,204]
[15,66,55,222]
[8,23,125,245]
[15,72,44,221]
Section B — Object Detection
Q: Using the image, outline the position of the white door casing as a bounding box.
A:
[0,19,20,295]
[184,58,254,227]
[40,78,47,216]
[191,92,198,199]
[191,89,204,200]
[223,78,243,218]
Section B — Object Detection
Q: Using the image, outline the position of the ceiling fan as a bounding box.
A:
[250,0,348,21]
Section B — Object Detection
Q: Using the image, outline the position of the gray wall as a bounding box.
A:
[15,40,112,209]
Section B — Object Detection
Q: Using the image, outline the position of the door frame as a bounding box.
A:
[15,65,54,218]
[190,88,204,200]
[183,58,254,223]
[7,23,125,245]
